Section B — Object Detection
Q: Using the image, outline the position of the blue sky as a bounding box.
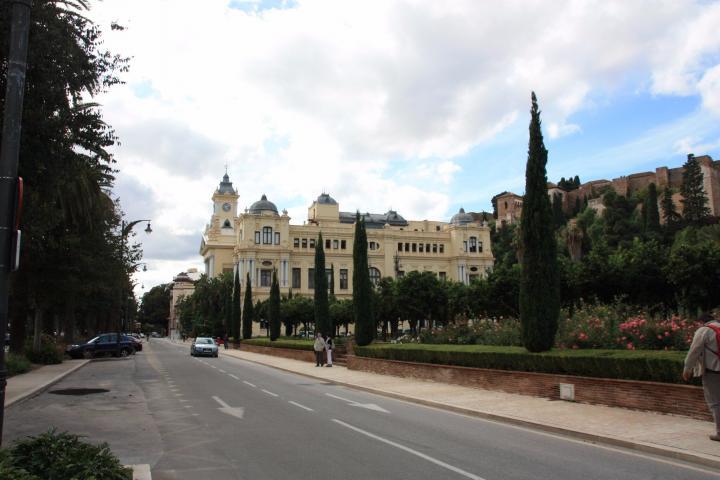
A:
[88,0,720,291]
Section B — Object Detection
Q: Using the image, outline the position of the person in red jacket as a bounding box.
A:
[684,312,720,441]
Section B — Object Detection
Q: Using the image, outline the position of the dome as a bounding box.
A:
[249,194,279,215]
[173,272,194,283]
[450,207,474,225]
[317,193,338,205]
[217,173,237,195]
[384,210,406,223]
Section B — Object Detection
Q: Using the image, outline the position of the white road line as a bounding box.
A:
[219,369,227,373]
[289,401,314,411]
[229,374,240,380]
[325,393,354,403]
[210,365,217,369]
[261,389,279,397]
[332,419,485,480]
[243,381,256,388]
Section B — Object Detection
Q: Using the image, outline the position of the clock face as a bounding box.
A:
[222,203,231,212]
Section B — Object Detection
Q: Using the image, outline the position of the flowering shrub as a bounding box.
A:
[417,319,523,346]
[617,315,702,350]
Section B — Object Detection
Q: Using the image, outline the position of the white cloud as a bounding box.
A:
[674,135,720,156]
[83,0,720,291]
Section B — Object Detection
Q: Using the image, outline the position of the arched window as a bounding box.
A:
[369,267,381,286]
[262,226,272,244]
[469,236,477,253]
[222,219,232,228]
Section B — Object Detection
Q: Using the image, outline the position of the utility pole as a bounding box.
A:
[0,0,33,446]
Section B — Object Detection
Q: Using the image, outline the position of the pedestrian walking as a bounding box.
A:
[326,336,334,367]
[683,312,720,441]
[313,333,326,367]
[224,333,229,349]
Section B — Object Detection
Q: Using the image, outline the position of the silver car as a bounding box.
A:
[191,337,219,357]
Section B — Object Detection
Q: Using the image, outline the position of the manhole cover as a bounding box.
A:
[49,388,109,396]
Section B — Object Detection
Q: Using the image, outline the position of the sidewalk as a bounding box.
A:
[5,359,90,408]
[217,345,720,470]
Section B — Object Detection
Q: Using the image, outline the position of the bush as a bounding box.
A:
[354,343,689,383]
[0,430,131,480]
[25,334,64,365]
[242,338,314,351]
[6,353,31,377]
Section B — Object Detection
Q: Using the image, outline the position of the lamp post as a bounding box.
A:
[0,0,33,447]
[117,220,151,353]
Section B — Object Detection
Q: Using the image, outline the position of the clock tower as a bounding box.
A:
[200,172,239,277]
[212,172,239,227]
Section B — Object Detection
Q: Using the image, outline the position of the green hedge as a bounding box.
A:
[354,344,691,384]
[6,354,31,377]
[242,338,314,351]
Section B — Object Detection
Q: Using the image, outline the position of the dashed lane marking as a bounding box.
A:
[243,381,256,388]
[262,389,279,397]
[289,401,314,411]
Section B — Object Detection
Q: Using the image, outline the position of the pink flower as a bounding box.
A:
[627,342,634,350]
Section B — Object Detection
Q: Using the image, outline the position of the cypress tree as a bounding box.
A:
[329,263,335,298]
[269,269,281,340]
[681,154,711,226]
[242,272,254,339]
[661,187,681,228]
[314,233,330,336]
[552,193,565,229]
[231,268,241,340]
[644,183,660,232]
[519,92,560,353]
[353,214,374,346]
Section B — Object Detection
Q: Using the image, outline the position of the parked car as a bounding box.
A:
[66,334,135,359]
[126,335,143,352]
[191,337,218,357]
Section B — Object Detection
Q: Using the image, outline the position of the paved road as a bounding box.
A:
[4,339,720,480]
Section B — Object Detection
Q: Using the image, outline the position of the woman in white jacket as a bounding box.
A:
[326,336,334,367]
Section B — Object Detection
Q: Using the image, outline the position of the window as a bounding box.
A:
[439,272,446,280]
[369,241,379,250]
[426,243,430,253]
[302,238,308,248]
[405,242,410,252]
[292,268,301,289]
[326,239,331,249]
[419,243,424,253]
[260,269,272,287]
[341,240,347,250]
[433,244,437,253]
[463,241,468,252]
[439,244,445,254]
[254,231,260,244]
[412,243,417,252]
[469,236,477,253]
[310,238,316,249]
[339,269,348,289]
[222,219,231,228]
[293,238,300,248]
[262,226,272,244]
[326,269,333,288]
[308,268,315,289]
[369,267,381,286]
[436,225,441,232]
[398,242,403,252]
[333,239,339,249]
[478,241,483,253]
[274,232,281,245]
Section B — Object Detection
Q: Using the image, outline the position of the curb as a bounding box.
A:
[129,464,152,480]
[5,360,91,408]
[223,350,720,471]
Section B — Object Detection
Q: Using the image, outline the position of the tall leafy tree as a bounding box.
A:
[269,269,281,340]
[314,233,330,335]
[138,284,171,332]
[519,92,560,353]
[242,272,254,339]
[661,187,682,229]
[231,268,241,340]
[353,214,374,346]
[681,154,711,226]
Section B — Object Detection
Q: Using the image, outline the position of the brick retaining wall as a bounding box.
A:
[240,344,317,362]
[347,355,711,421]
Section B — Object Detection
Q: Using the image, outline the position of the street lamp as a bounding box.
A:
[117,220,151,353]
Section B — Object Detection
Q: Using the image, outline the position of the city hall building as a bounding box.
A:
[199,173,494,301]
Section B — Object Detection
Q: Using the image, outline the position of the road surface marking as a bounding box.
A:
[174,393,183,397]
[261,389,279,397]
[184,405,192,408]
[325,393,390,413]
[229,374,240,380]
[219,369,227,373]
[210,365,217,369]
[289,401,314,411]
[212,396,245,419]
[243,381,256,388]
[332,419,484,480]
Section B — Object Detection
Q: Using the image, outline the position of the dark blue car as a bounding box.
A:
[66,333,135,359]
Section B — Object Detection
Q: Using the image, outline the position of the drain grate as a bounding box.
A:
[49,388,109,396]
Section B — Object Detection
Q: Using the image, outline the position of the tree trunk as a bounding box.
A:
[32,308,43,351]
